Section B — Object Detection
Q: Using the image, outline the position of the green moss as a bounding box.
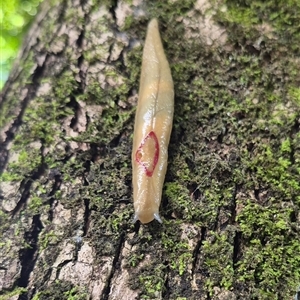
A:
[248,142,300,198]
[138,265,165,298]
[123,15,134,30]
[0,146,42,183]
[39,230,59,250]
[203,232,235,293]
[217,0,300,51]
[32,281,88,300]
[0,288,27,300]
[236,201,300,298]
[289,86,300,106]
[161,222,192,275]
[150,0,195,20]
[165,182,192,220]
[0,51,36,129]
[127,253,145,267]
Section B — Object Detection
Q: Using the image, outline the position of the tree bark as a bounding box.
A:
[1,0,300,299]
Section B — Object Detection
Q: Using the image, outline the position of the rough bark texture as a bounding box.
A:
[1,0,300,299]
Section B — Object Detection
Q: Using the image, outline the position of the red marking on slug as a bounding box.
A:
[135,131,159,177]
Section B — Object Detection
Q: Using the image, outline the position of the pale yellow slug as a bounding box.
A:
[132,18,174,224]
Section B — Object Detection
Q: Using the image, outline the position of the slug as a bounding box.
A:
[132,18,174,224]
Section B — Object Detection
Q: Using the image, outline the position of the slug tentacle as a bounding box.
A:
[132,18,174,224]
[153,213,163,224]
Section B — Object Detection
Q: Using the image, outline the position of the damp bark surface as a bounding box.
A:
[0,0,300,299]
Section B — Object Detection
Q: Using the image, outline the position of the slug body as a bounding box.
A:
[132,18,174,224]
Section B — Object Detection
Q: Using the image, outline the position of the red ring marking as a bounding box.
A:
[135,131,159,177]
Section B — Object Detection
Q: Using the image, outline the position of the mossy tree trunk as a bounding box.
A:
[1,0,300,299]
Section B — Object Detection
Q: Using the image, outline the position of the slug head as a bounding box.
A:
[133,209,162,224]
